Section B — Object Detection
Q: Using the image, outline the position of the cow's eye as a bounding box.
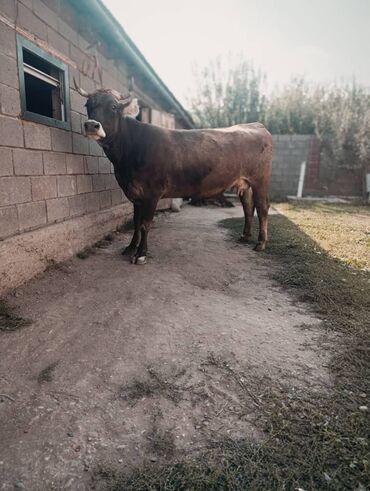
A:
[112,104,117,111]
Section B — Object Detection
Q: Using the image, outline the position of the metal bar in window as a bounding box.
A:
[23,63,60,87]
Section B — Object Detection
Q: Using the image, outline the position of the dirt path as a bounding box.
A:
[0,205,328,490]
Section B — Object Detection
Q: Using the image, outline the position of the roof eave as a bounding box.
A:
[71,0,194,128]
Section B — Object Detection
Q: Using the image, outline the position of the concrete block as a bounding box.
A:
[13,149,43,175]
[57,18,78,46]
[51,128,72,152]
[41,0,60,14]
[57,175,76,197]
[19,0,32,8]
[85,156,99,174]
[99,190,111,209]
[0,0,17,22]
[68,193,87,217]
[72,133,89,154]
[79,72,96,94]
[0,147,13,176]
[24,122,51,149]
[18,3,47,41]
[0,83,21,116]
[105,174,118,190]
[43,152,66,174]
[0,116,24,147]
[0,53,18,88]
[66,154,84,174]
[0,205,19,238]
[0,176,31,205]
[46,28,70,57]
[70,111,82,133]
[31,176,57,200]
[86,192,100,213]
[33,0,58,30]
[18,200,47,230]
[70,89,86,115]
[89,139,103,156]
[92,174,105,192]
[111,188,124,206]
[46,196,69,222]
[0,23,16,58]
[98,157,111,174]
[76,174,92,194]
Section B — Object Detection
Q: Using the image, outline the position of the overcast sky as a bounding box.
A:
[102,0,370,105]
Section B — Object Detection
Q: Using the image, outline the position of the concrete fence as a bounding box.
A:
[270,135,316,199]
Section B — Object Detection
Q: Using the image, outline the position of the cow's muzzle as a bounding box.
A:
[84,120,106,139]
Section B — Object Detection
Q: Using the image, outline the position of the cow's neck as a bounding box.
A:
[101,117,140,172]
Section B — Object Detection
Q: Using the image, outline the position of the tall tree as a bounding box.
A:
[188,56,267,128]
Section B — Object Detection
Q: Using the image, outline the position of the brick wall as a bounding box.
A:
[0,0,185,244]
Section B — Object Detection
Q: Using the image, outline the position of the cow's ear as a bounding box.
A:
[123,98,140,118]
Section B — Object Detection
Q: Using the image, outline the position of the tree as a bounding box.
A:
[313,84,370,179]
[188,55,267,128]
[263,78,316,134]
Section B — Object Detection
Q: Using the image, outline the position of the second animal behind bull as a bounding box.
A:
[76,82,273,265]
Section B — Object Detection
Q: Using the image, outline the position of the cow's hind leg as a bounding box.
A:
[131,198,159,265]
[239,187,254,243]
[252,187,269,251]
[122,203,141,255]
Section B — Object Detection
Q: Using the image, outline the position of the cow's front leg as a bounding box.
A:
[122,203,141,256]
[131,198,159,265]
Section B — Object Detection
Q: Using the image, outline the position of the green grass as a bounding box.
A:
[95,209,370,491]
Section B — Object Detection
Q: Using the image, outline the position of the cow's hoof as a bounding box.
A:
[122,245,136,256]
[131,255,147,265]
[239,235,251,243]
[254,242,266,252]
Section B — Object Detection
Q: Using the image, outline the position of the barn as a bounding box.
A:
[0,0,194,293]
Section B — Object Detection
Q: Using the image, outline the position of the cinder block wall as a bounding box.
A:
[0,1,131,243]
[0,0,186,292]
[270,135,315,199]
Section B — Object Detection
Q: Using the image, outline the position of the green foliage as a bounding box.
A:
[189,55,267,128]
[188,56,370,180]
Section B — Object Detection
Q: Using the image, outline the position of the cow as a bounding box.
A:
[74,81,273,265]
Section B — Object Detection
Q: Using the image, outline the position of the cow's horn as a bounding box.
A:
[73,77,89,97]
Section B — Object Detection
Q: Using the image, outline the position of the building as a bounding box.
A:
[0,0,193,293]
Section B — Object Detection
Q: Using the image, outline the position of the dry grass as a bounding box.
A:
[96,204,370,491]
[274,202,370,270]
[118,367,184,405]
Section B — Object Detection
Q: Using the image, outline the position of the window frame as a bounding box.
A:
[16,35,71,130]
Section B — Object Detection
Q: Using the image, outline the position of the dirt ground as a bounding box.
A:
[0,204,329,490]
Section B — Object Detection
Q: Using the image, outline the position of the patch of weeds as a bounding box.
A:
[76,247,95,259]
[37,361,59,384]
[0,300,31,332]
[118,367,184,405]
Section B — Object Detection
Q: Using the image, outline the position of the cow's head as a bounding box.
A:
[74,79,140,142]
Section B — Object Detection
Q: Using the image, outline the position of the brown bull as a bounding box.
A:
[75,82,272,265]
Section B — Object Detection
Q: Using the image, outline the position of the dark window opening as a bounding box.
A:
[17,35,70,129]
[23,48,65,121]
